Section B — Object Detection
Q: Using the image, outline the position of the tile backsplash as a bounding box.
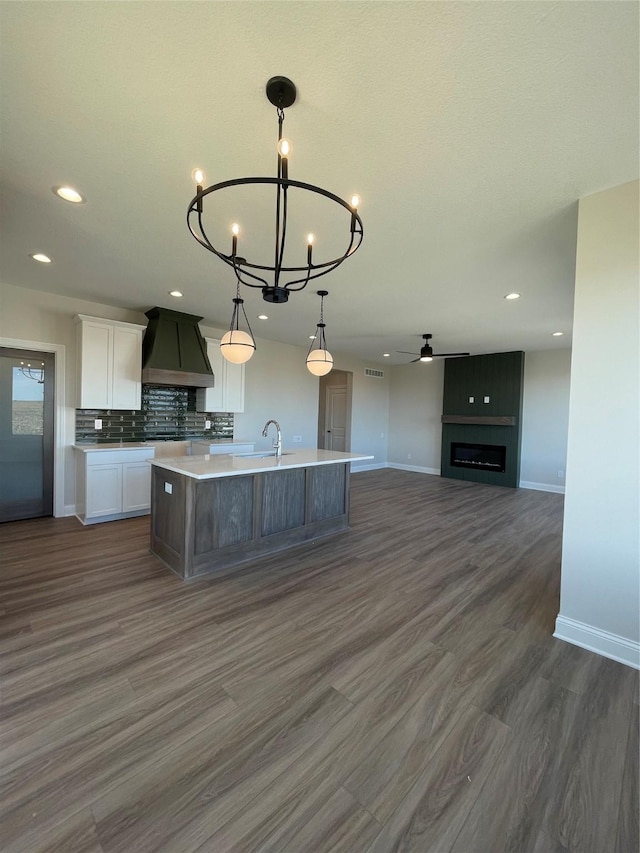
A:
[75,385,234,444]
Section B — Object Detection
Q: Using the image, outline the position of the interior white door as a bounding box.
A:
[325,386,347,451]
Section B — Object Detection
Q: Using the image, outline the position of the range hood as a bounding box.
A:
[141,307,215,387]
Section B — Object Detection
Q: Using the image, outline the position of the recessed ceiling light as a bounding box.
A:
[552,331,564,336]
[53,186,86,204]
[30,253,52,263]
[383,353,390,357]
[309,335,316,340]
[504,293,520,300]
[169,290,183,297]
[258,314,268,320]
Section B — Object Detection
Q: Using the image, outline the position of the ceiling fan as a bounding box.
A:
[397,334,470,363]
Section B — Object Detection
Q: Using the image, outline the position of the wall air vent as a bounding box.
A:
[364,368,384,379]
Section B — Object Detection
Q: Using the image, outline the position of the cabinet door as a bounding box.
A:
[112,326,142,410]
[78,322,112,409]
[196,339,224,412]
[223,360,245,413]
[122,461,151,512]
[86,464,122,518]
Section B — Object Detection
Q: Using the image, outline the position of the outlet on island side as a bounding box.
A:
[557,470,564,479]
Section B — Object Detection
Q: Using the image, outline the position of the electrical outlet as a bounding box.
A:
[293,435,302,443]
[468,396,474,403]
[557,470,564,479]
[94,418,102,430]
[205,420,211,430]
[407,453,411,460]
[164,482,173,494]
[483,396,490,404]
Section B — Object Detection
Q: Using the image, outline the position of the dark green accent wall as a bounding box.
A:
[441,351,525,488]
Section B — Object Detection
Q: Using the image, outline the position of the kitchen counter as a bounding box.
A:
[150,449,373,480]
[150,449,374,578]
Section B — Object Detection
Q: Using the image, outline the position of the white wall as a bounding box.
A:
[556,180,639,668]
[520,349,571,491]
[387,360,445,472]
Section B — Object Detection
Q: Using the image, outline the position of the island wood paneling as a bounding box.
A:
[0,469,636,853]
[151,463,351,578]
[261,469,306,536]
[194,476,254,552]
[308,463,347,522]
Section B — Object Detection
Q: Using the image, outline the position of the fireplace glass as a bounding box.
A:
[450,442,506,473]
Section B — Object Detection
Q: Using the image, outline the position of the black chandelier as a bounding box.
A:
[187,76,364,305]
[18,361,45,384]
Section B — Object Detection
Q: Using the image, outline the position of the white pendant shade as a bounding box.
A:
[220,329,255,364]
[306,348,333,376]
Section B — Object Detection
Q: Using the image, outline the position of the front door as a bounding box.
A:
[325,385,347,452]
[0,348,55,522]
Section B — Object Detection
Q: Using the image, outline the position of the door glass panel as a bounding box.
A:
[0,350,53,522]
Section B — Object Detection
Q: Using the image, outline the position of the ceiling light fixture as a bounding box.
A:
[187,76,363,306]
[552,331,564,336]
[306,290,333,376]
[504,293,520,300]
[19,360,45,384]
[220,278,256,364]
[169,290,183,298]
[30,253,52,263]
[258,314,268,320]
[383,353,390,357]
[53,186,86,204]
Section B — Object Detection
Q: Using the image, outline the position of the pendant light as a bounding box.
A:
[220,279,256,364]
[306,290,333,376]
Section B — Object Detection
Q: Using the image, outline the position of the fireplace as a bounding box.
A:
[450,442,506,473]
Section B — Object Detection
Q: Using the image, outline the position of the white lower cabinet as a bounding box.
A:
[75,447,155,524]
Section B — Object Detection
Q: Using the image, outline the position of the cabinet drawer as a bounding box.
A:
[84,449,154,466]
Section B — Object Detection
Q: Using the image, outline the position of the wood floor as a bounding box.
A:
[1,469,637,853]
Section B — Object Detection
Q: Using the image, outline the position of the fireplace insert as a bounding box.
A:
[450,442,506,473]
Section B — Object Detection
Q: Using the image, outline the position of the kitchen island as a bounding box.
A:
[149,449,373,578]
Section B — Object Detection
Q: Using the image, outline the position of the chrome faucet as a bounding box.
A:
[262,419,282,457]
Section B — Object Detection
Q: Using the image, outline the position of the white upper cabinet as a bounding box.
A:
[196,338,245,413]
[75,315,146,410]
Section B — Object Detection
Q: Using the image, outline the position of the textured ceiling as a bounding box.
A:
[1,1,638,363]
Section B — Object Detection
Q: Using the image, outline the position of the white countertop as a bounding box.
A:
[73,439,253,454]
[150,449,374,480]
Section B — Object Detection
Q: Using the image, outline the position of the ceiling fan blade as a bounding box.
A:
[411,357,421,363]
[396,350,419,355]
[432,352,470,358]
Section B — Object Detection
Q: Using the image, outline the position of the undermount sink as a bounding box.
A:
[233,451,293,459]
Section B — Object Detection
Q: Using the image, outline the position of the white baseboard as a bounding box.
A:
[554,615,640,670]
[62,504,77,518]
[519,480,565,494]
[351,462,387,472]
[387,463,440,476]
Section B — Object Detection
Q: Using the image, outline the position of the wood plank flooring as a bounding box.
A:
[1,469,637,852]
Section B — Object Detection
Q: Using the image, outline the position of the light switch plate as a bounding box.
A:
[205,420,211,430]
[94,418,102,430]
[164,482,173,494]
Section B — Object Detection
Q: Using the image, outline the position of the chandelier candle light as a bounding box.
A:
[306,290,333,376]
[187,76,363,315]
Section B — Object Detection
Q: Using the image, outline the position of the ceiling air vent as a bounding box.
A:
[364,368,385,379]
